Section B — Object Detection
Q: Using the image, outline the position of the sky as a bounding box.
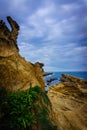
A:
[0,0,87,71]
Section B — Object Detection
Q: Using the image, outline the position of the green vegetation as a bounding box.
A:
[0,85,57,130]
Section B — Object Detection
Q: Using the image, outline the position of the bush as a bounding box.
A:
[0,85,57,130]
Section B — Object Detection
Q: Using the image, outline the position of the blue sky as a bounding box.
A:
[0,0,87,71]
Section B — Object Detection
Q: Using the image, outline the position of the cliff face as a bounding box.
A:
[0,17,45,92]
[48,74,87,130]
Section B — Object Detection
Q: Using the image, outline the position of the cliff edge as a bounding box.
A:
[0,16,45,92]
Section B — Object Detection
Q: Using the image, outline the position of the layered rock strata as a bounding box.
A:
[48,74,87,130]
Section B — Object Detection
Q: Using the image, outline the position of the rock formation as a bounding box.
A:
[0,17,45,92]
[34,62,44,73]
[43,72,53,76]
[0,16,19,57]
[48,74,87,130]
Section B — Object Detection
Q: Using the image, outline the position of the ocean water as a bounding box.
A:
[44,71,87,90]
[52,71,87,80]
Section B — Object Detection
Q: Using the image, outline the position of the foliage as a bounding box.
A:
[35,105,57,130]
[0,85,39,130]
[0,85,57,130]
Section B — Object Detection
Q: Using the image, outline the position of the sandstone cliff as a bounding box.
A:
[0,17,45,92]
[48,74,87,130]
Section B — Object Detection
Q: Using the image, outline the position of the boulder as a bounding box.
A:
[48,74,87,130]
[0,17,45,92]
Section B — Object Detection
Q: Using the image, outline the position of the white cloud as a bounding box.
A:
[19,2,78,43]
[9,0,28,11]
[61,3,80,12]
[19,39,87,71]
[9,0,26,8]
[19,41,54,64]
[19,2,59,40]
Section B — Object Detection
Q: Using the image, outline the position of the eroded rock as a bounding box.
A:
[48,74,87,130]
[0,17,45,92]
[0,16,19,57]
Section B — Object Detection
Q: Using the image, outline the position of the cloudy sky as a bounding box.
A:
[0,0,87,71]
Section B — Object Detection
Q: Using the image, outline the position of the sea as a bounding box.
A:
[44,71,87,91]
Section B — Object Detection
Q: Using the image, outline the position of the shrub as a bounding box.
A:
[0,86,40,130]
[0,85,57,130]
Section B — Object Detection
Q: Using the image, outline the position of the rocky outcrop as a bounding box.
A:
[61,74,87,85]
[43,72,53,76]
[34,62,44,73]
[60,74,87,93]
[48,74,87,130]
[0,16,19,57]
[0,17,45,92]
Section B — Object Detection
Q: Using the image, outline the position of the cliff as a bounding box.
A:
[48,74,87,130]
[0,16,56,129]
[0,16,45,92]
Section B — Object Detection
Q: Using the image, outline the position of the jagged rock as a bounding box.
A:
[0,17,45,92]
[60,74,87,93]
[61,74,87,84]
[0,16,19,57]
[34,62,44,67]
[34,62,44,72]
[34,62,53,77]
[48,74,87,130]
